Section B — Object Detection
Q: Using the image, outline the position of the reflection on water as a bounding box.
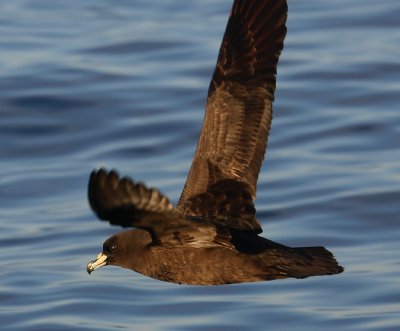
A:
[0,0,399,330]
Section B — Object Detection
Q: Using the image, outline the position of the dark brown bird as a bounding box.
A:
[86,0,343,285]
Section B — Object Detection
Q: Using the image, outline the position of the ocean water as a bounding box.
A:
[1,0,399,330]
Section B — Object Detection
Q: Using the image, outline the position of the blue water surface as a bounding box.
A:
[0,0,399,330]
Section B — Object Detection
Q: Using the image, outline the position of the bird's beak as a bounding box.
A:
[87,252,108,274]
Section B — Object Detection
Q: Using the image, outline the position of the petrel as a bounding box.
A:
[87,0,343,285]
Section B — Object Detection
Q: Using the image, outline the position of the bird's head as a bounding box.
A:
[86,229,152,274]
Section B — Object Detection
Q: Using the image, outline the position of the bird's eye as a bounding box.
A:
[110,245,116,252]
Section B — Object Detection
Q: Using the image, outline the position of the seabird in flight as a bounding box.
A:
[86,0,343,285]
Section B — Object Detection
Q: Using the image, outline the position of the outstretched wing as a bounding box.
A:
[177,0,288,232]
[88,168,175,226]
[88,169,233,249]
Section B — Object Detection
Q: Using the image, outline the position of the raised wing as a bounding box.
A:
[177,0,288,230]
[88,168,233,249]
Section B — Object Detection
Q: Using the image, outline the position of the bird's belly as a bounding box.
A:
[145,247,265,285]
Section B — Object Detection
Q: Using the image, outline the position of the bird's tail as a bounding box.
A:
[292,246,344,278]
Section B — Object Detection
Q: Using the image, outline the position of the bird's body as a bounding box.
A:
[100,228,341,285]
[86,0,343,285]
[107,229,269,286]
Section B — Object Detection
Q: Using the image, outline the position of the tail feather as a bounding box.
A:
[293,246,344,277]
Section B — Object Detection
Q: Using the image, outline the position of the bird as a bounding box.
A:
[86,0,343,285]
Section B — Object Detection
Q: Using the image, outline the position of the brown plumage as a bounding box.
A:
[86,0,343,285]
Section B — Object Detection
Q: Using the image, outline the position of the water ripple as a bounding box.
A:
[0,0,399,330]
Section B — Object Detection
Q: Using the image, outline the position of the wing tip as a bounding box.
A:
[88,167,176,221]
